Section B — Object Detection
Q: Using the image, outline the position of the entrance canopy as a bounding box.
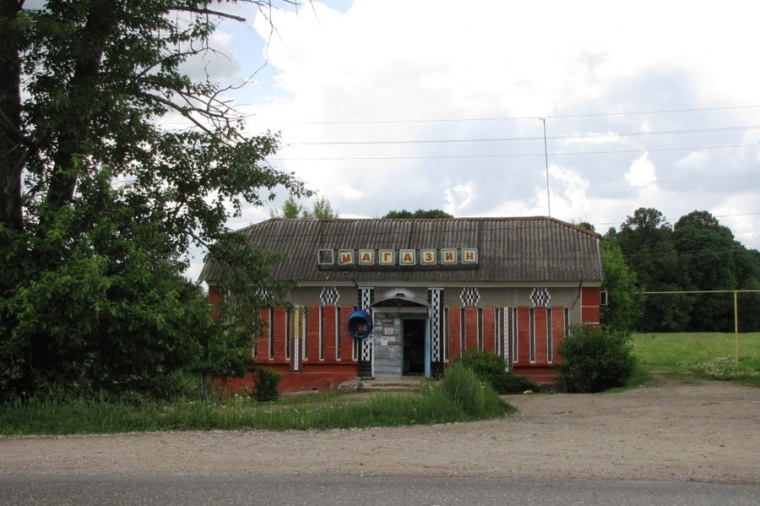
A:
[371,292,429,308]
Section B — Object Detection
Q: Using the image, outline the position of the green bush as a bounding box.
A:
[252,367,281,402]
[454,350,538,394]
[557,324,635,392]
[440,362,485,416]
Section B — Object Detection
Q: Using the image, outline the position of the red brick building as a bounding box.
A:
[200,217,604,392]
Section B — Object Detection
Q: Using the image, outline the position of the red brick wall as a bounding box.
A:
[272,307,288,363]
[516,307,530,364]
[306,306,320,361]
[323,306,337,360]
[448,308,461,358]
[464,307,478,352]
[551,307,565,363]
[482,307,496,353]
[582,287,601,324]
[339,305,356,362]
[257,308,270,361]
[534,307,548,364]
[208,286,222,305]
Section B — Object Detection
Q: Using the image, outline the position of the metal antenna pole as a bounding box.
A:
[541,118,551,217]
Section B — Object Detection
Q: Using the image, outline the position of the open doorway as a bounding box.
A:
[403,319,426,375]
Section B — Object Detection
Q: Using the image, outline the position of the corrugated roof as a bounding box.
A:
[199,217,603,285]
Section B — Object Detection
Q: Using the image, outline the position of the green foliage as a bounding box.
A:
[439,362,485,416]
[382,209,454,219]
[557,324,636,393]
[310,196,338,219]
[271,195,338,219]
[673,211,737,331]
[613,207,692,331]
[453,350,538,394]
[0,1,305,400]
[600,238,643,331]
[252,367,282,402]
[606,207,760,333]
[0,375,514,435]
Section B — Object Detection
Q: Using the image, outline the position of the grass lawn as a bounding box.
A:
[631,332,760,386]
[0,364,514,436]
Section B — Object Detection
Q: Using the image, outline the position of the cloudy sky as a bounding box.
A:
[187,0,759,279]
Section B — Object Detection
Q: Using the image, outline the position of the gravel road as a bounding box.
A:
[2,381,758,484]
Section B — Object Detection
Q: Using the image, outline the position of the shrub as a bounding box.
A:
[438,362,510,418]
[557,324,635,393]
[440,362,485,416]
[454,350,538,394]
[252,367,281,402]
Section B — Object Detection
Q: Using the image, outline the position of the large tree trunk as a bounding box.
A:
[46,0,117,210]
[0,0,24,232]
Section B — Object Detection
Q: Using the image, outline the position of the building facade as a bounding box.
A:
[200,217,604,392]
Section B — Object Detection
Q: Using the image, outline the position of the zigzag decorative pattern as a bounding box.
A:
[530,287,551,307]
[460,287,480,307]
[320,286,339,306]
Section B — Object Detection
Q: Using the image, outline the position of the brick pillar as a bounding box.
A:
[464,307,478,352]
[307,306,321,361]
[482,307,496,353]
[323,306,337,361]
[448,307,461,359]
[534,307,548,364]
[257,308,271,361]
[516,307,530,365]
[551,307,566,363]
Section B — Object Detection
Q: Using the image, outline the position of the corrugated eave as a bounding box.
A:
[199,217,604,285]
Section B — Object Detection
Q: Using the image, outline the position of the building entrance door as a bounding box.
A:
[403,319,426,375]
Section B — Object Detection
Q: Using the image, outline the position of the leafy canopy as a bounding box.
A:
[0,0,305,399]
[382,209,454,219]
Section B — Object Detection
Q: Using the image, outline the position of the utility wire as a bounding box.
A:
[271,143,758,162]
[286,125,760,146]
[249,104,760,126]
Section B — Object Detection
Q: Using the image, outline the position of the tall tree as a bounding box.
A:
[672,211,737,331]
[616,207,691,331]
[600,237,643,331]
[0,1,304,399]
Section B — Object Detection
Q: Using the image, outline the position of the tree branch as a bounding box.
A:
[0,107,35,148]
[169,6,247,23]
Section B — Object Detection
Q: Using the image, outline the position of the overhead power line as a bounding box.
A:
[288,125,760,146]
[271,143,758,162]
[252,104,760,126]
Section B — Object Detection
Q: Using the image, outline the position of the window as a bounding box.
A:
[303,311,309,360]
[319,307,325,360]
[336,307,342,360]
[529,308,536,363]
[477,308,484,351]
[268,308,275,360]
[441,292,447,361]
[460,308,466,354]
[511,308,518,363]
[285,310,291,360]
[547,309,553,363]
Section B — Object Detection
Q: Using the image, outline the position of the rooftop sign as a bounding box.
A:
[318,248,478,267]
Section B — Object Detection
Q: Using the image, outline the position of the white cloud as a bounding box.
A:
[178,0,760,281]
[444,180,477,216]
[332,183,365,200]
[675,151,711,170]
[625,153,657,188]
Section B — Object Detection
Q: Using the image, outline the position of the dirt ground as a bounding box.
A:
[1,381,759,484]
